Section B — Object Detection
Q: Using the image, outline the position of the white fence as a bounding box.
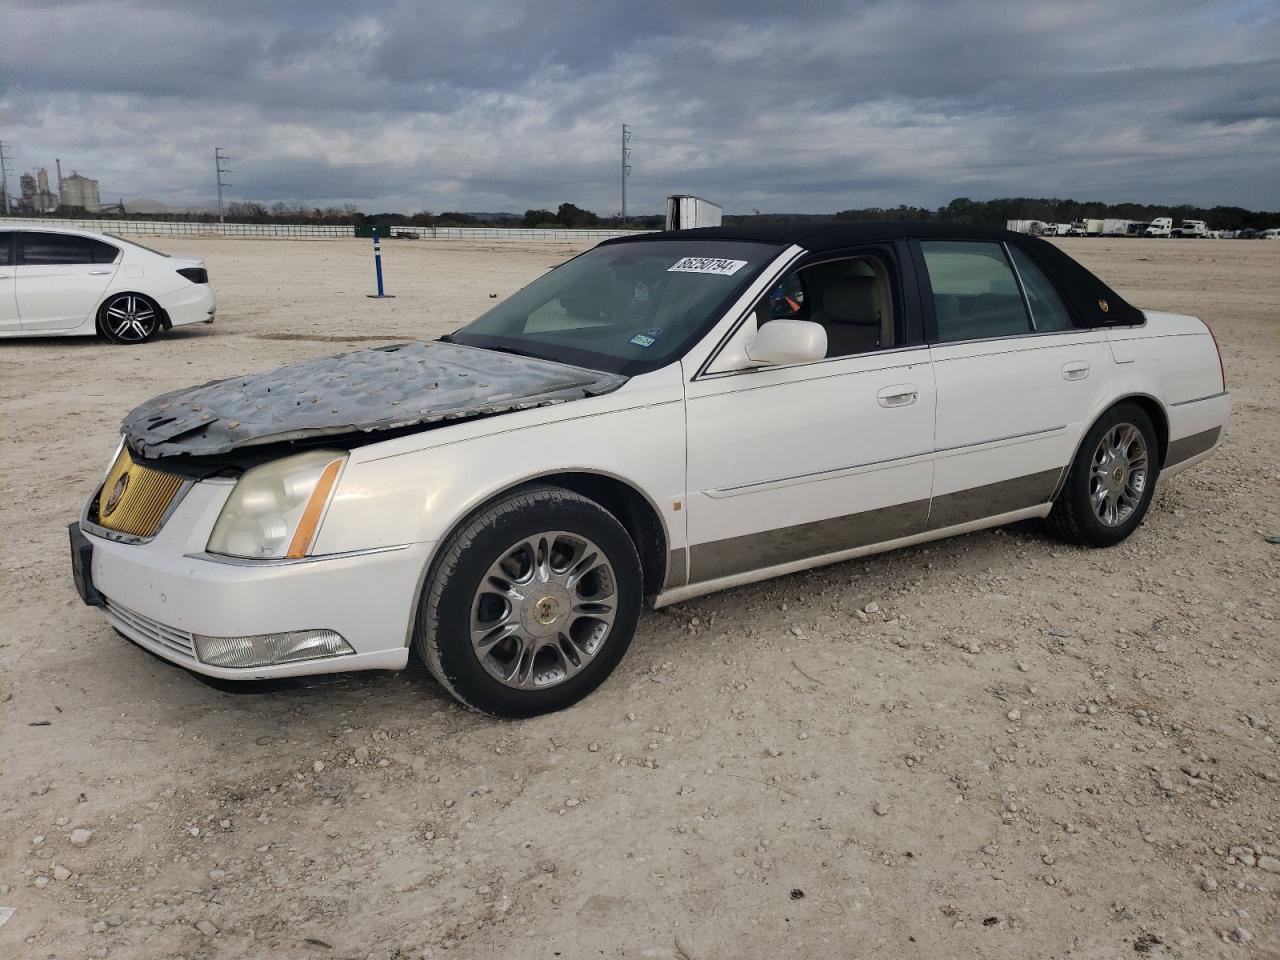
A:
[0,216,651,242]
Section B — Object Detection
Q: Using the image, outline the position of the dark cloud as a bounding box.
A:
[1,0,1277,213]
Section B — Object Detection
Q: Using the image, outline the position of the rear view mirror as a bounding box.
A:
[746,319,827,366]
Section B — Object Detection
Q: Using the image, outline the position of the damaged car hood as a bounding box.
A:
[122,340,628,459]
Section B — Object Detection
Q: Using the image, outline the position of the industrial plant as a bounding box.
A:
[4,158,102,213]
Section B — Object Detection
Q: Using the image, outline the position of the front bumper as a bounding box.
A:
[78,479,427,680]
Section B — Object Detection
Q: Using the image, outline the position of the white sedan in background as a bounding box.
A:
[0,225,214,343]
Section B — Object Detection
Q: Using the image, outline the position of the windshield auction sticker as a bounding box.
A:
[668,257,748,276]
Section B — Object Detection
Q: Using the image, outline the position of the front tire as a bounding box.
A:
[1049,402,1159,547]
[99,293,161,344]
[413,485,642,718]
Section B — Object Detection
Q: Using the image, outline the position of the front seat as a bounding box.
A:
[815,275,880,357]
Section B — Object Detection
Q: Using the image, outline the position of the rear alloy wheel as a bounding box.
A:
[414,485,642,717]
[1049,402,1159,547]
[99,294,161,344]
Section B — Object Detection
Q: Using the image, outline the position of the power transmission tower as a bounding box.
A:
[214,146,232,223]
[0,141,13,216]
[620,124,632,223]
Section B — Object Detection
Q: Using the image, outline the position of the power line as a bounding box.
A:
[214,146,232,224]
[0,141,13,216]
[620,124,632,223]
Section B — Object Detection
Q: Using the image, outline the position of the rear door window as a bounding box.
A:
[0,232,11,265]
[919,240,1031,343]
[20,232,120,266]
[1007,245,1075,332]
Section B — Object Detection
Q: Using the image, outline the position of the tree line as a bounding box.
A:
[825,197,1280,230]
[8,196,1276,231]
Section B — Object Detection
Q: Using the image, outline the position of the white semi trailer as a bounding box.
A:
[665,195,722,230]
[1005,219,1048,235]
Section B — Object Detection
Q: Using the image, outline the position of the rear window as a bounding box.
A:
[21,232,119,265]
[0,232,10,265]
[105,234,171,257]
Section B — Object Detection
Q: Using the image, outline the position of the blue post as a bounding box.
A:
[366,233,395,298]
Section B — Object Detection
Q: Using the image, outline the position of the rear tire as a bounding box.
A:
[99,293,161,344]
[1049,402,1159,547]
[413,485,642,718]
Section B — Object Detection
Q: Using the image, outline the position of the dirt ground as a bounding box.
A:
[1,235,1277,960]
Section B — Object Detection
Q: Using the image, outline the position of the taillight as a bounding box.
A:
[1205,320,1226,391]
[177,267,208,284]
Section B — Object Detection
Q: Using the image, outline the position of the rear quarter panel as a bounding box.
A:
[1106,310,1229,459]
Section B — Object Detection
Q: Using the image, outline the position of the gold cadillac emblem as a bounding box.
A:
[1098,299,1110,313]
[532,596,560,625]
[103,474,130,517]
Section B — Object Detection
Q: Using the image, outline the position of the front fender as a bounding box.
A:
[311,375,687,558]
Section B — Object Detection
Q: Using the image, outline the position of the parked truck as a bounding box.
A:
[1145,217,1174,237]
[1102,218,1134,236]
[665,195,722,231]
[1176,219,1210,238]
[1005,219,1048,235]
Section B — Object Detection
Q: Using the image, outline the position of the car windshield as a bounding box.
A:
[448,239,780,375]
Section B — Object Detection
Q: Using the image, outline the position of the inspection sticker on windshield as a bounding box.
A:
[668,257,748,276]
[629,327,662,348]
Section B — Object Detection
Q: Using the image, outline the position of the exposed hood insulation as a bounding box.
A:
[122,340,627,459]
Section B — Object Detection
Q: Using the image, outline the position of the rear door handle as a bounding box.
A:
[1062,361,1090,381]
[877,384,918,408]
[89,270,113,275]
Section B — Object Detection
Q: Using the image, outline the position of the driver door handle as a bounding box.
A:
[877,384,918,408]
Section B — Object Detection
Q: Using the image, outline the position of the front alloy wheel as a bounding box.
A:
[100,294,160,343]
[471,531,619,690]
[414,485,642,717]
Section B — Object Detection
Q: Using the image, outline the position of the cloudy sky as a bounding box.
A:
[1,0,1277,215]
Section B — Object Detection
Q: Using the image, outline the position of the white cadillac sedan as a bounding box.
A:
[0,224,214,342]
[70,223,1230,716]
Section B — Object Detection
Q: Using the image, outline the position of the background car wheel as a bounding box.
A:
[414,485,642,718]
[1049,402,1160,547]
[99,293,161,344]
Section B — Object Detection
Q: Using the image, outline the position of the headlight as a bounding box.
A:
[207,450,347,559]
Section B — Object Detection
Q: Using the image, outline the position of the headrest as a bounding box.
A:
[822,275,878,324]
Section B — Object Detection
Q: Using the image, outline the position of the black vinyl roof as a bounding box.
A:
[600,220,1025,251]
[602,220,1144,328]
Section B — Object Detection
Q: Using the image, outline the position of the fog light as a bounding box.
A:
[193,629,353,668]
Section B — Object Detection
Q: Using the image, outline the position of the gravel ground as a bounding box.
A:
[0,236,1277,959]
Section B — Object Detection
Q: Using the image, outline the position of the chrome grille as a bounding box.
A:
[103,597,197,662]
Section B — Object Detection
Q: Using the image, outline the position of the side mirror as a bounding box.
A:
[745,319,827,366]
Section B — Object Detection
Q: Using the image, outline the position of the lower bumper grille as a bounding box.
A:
[103,597,197,662]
